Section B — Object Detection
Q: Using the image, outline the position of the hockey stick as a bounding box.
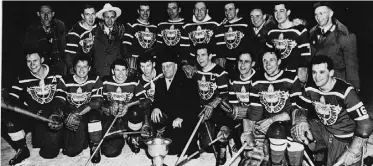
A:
[204,121,219,160]
[1,102,58,124]
[85,100,140,166]
[177,135,224,166]
[175,115,205,165]
[224,142,249,166]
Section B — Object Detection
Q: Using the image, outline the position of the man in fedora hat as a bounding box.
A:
[91,3,126,78]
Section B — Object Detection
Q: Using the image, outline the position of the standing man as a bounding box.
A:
[181,2,220,70]
[92,3,126,78]
[266,3,311,84]
[150,48,200,155]
[54,55,103,163]
[4,50,64,165]
[215,2,252,77]
[248,7,277,72]
[157,2,186,63]
[123,3,159,76]
[65,4,98,75]
[293,55,373,166]
[310,2,360,90]
[23,5,66,75]
[251,51,304,166]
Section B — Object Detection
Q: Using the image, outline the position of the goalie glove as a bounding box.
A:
[64,113,82,131]
[48,112,63,130]
[182,64,197,79]
[333,136,367,166]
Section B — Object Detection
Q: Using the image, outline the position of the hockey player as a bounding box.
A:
[101,59,151,156]
[4,49,64,165]
[266,3,311,84]
[293,55,373,166]
[64,4,97,74]
[251,51,304,166]
[123,3,159,76]
[54,55,103,163]
[215,3,253,77]
[157,2,186,63]
[138,51,164,137]
[220,52,266,166]
[185,44,233,165]
[181,2,220,76]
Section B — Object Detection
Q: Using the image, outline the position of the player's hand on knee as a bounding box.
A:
[151,108,162,123]
[241,131,255,149]
[292,121,313,145]
[172,118,183,128]
[64,113,82,131]
[48,112,63,130]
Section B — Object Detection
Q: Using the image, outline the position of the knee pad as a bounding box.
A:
[88,121,102,133]
[269,138,288,151]
[267,121,288,139]
[287,141,304,152]
[8,130,25,141]
[128,121,143,131]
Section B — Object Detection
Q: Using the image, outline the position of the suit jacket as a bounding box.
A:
[153,68,200,124]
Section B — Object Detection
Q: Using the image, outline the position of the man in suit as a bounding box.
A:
[150,48,200,156]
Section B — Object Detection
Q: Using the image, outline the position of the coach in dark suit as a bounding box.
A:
[151,49,200,156]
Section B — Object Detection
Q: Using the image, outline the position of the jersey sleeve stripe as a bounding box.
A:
[346,102,364,112]
[11,86,23,91]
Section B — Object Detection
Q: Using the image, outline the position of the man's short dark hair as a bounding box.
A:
[74,54,92,67]
[195,44,212,55]
[311,55,334,71]
[274,2,291,11]
[168,1,179,8]
[138,51,155,64]
[82,4,96,13]
[139,3,151,10]
[24,48,43,59]
[195,2,208,9]
[238,50,255,63]
[39,5,53,12]
[263,51,281,62]
[111,58,129,70]
[313,1,335,11]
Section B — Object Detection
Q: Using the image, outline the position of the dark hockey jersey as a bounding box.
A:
[123,19,159,58]
[215,17,251,60]
[55,74,102,112]
[138,72,164,102]
[266,25,311,70]
[228,69,263,121]
[65,22,97,67]
[195,64,229,105]
[297,78,369,138]
[182,16,220,58]
[8,65,61,111]
[101,75,146,107]
[157,18,187,50]
[251,70,302,118]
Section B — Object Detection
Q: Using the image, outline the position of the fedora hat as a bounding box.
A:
[96,3,122,20]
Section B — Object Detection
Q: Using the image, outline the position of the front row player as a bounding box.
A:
[293,55,373,166]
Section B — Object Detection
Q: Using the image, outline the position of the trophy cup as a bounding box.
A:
[146,137,172,166]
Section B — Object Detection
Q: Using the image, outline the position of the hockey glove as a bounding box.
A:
[48,112,63,130]
[333,136,367,166]
[64,113,82,131]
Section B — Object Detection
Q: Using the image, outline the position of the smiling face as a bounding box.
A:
[250,9,265,28]
[82,8,96,27]
[162,62,177,79]
[224,3,238,21]
[262,52,281,76]
[238,53,255,76]
[75,60,90,79]
[312,63,334,88]
[112,65,128,82]
[196,48,212,69]
[194,2,208,21]
[138,5,150,21]
[167,2,180,20]
[27,53,44,74]
[38,5,54,27]
[274,4,290,24]
[103,11,116,28]
[314,6,333,28]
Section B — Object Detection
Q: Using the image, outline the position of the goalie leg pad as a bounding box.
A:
[287,141,304,166]
[63,122,87,157]
[39,124,63,159]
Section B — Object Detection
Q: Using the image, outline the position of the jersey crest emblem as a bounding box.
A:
[224,27,244,49]
[259,84,289,113]
[189,26,213,46]
[313,96,341,125]
[236,86,250,106]
[272,33,297,59]
[161,25,181,46]
[79,32,95,53]
[27,79,57,104]
[198,75,217,100]
[107,86,134,103]
[135,27,156,49]
[67,87,92,108]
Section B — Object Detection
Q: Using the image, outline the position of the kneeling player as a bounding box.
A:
[101,59,151,157]
[251,52,304,166]
[54,55,103,163]
[293,55,373,166]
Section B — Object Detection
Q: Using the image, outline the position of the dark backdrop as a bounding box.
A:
[2,1,373,102]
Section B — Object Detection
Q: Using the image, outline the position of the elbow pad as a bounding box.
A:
[355,118,373,138]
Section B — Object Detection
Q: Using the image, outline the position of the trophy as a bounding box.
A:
[146,137,172,166]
